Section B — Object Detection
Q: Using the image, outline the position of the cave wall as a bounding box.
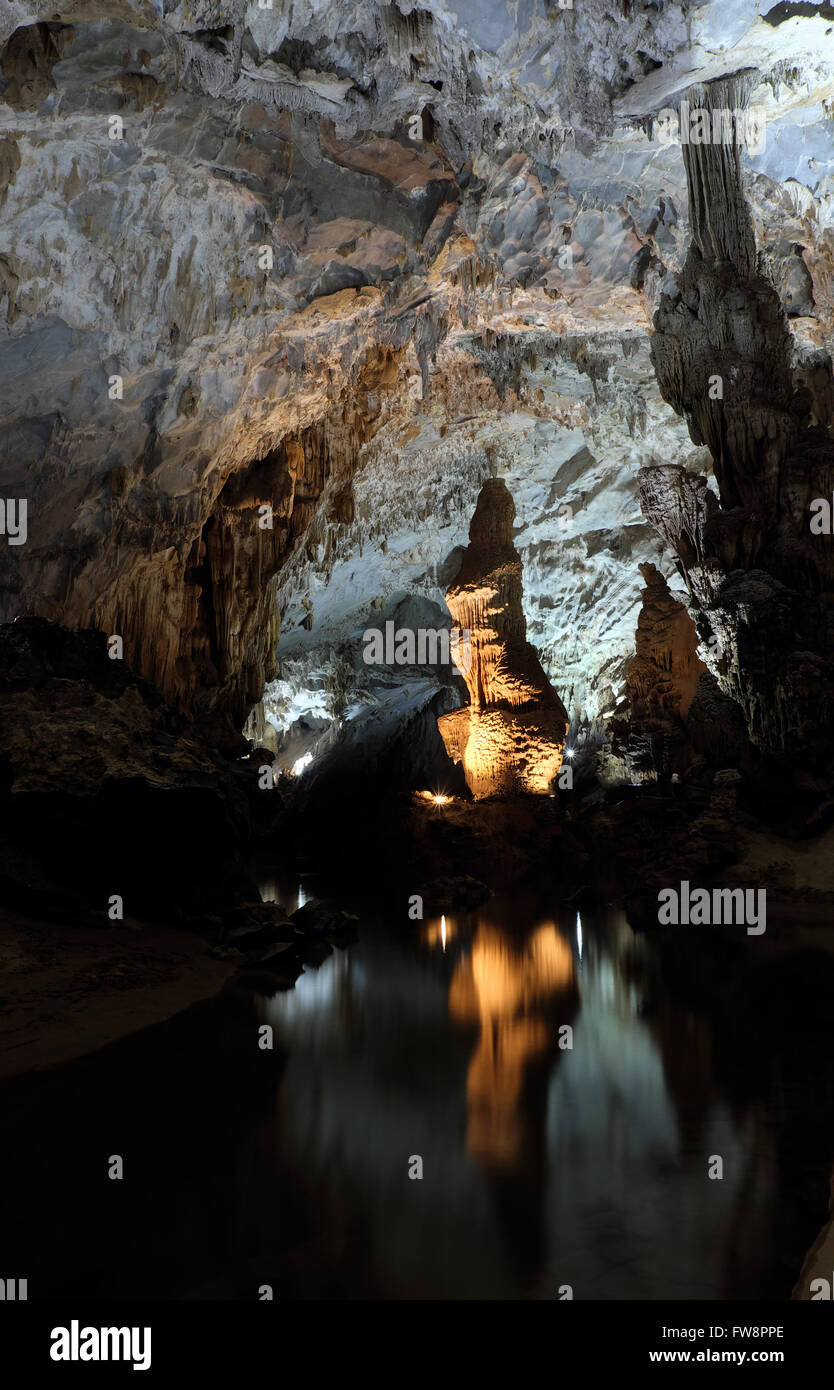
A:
[646,74,834,763]
[1,1,833,754]
[0,2,464,743]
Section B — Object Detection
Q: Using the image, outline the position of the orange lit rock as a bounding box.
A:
[437,478,569,798]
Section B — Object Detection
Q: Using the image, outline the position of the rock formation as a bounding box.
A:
[0,2,833,776]
[437,478,569,797]
[0,617,253,916]
[645,76,834,770]
[626,563,705,727]
[616,561,754,779]
[617,562,706,777]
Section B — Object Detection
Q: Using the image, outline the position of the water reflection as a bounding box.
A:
[259,872,314,912]
[447,921,576,1170]
[257,896,833,1299]
[7,889,834,1299]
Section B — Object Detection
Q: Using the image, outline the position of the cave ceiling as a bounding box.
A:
[1,0,833,760]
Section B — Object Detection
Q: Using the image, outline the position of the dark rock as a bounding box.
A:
[236,962,304,995]
[257,941,301,968]
[247,746,277,767]
[328,921,359,947]
[0,618,254,918]
[291,898,359,935]
[233,939,305,991]
[645,77,834,781]
[297,936,334,968]
[223,904,296,951]
[420,873,492,910]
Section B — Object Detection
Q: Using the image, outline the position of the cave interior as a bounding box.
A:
[2,0,834,1309]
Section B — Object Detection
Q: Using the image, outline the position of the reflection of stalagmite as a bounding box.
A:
[437,478,569,797]
[449,924,576,1169]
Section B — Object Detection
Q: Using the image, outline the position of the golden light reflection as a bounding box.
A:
[422,914,459,951]
[449,923,577,1172]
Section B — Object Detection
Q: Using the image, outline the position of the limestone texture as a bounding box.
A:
[0,0,832,780]
[647,75,834,764]
[437,478,569,797]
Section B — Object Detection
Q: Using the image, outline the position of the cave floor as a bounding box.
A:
[0,910,235,1080]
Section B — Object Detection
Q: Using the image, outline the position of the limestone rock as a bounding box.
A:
[1,2,833,777]
[615,561,706,777]
[437,478,569,797]
[627,562,705,724]
[646,78,834,765]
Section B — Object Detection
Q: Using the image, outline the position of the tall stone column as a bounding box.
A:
[645,76,834,763]
[437,478,569,798]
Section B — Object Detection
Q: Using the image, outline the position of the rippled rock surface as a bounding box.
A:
[438,478,569,797]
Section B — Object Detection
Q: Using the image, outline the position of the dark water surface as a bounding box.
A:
[4,883,834,1300]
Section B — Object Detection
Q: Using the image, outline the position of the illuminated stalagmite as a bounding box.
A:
[437,478,569,797]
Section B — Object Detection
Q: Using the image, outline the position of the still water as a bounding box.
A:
[5,885,834,1300]
[254,888,834,1301]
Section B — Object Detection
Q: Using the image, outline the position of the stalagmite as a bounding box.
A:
[437,478,569,798]
[647,77,834,762]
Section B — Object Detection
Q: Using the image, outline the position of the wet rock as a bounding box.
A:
[290,898,358,936]
[296,936,333,968]
[420,874,492,911]
[236,947,305,994]
[223,905,297,953]
[257,941,302,969]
